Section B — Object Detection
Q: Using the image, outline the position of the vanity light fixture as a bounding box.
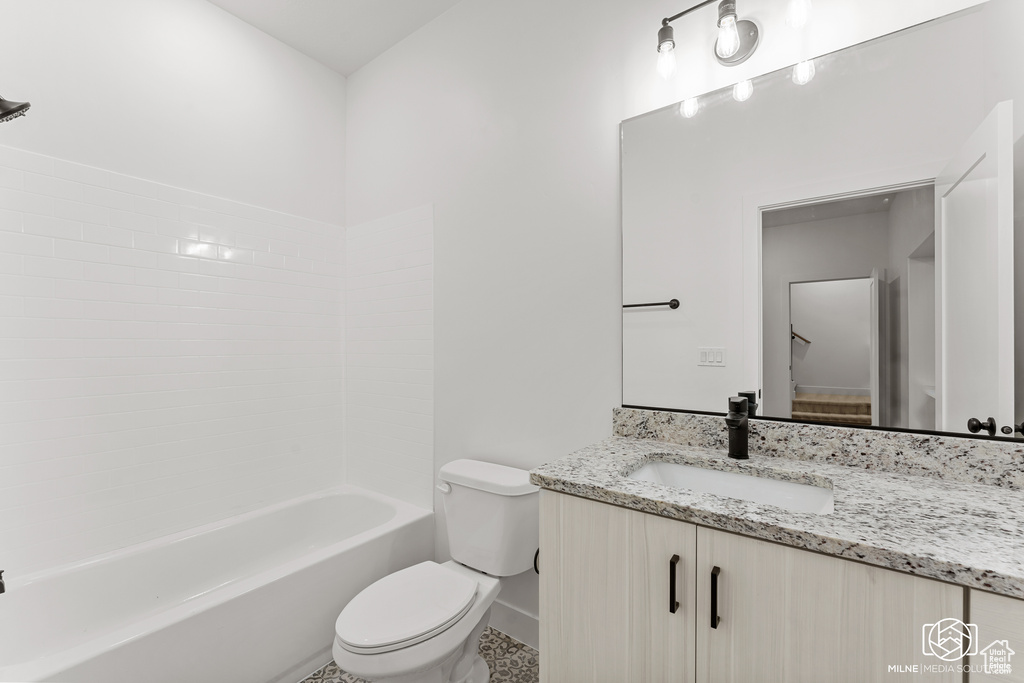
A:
[792,59,816,85]
[0,96,30,124]
[657,23,678,80]
[656,0,760,80]
[715,1,742,60]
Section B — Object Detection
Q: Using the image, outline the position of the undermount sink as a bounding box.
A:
[627,461,834,515]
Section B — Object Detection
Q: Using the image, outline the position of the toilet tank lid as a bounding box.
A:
[439,459,540,496]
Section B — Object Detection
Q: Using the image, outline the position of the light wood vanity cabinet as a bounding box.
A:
[969,590,1024,681]
[538,489,697,682]
[696,526,961,683]
[540,491,964,682]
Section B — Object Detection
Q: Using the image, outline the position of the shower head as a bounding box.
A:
[0,97,30,124]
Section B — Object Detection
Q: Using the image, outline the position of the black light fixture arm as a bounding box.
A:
[662,0,719,28]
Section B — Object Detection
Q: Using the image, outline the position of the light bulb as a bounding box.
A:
[681,98,700,118]
[733,79,753,102]
[786,0,812,29]
[792,59,816,85]
[657,44,677,80]
[716,15,741,59]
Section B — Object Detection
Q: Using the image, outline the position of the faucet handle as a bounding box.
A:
[728,396,748,415]
[738,390,758,417]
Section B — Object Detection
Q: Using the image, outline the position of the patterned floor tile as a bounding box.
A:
[300,627,539,683]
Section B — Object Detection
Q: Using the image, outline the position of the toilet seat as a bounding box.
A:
[335,561,479,655]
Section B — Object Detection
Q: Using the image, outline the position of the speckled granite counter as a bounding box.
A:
[530,421,1024,599]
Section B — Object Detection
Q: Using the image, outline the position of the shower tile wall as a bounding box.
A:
[0,144,345,575]
[345,206,434,510]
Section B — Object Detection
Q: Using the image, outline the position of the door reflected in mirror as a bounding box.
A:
[761,187,934,431]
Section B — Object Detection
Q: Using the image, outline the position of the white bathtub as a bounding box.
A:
[0,486,434,683]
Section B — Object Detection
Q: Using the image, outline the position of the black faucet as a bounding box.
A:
[0,570,5,594]
[725,397,749,459]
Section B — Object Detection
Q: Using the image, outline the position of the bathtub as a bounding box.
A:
[0,486,434,683]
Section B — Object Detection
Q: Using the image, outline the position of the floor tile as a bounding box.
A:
[300,627,539,683]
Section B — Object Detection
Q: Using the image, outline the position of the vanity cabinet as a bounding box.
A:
[969,590,1024,681]
[697,526,962,682]
[540,492,964,682]
[539,490,697,682]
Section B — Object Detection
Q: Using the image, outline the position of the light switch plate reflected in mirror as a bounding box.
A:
[698,347,727,367]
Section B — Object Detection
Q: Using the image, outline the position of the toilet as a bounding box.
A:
[332,459,540,683]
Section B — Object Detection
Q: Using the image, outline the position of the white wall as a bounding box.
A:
[761,213,890,416]
[907,255,936,430]
[345,206,434,510]
[790,279,872,392]
[0,1,347,575]
[0,145,344,574]
[345,0,983,648]
[346,0,628,649]
[0,0,346,225]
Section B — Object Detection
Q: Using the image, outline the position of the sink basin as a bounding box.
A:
[627,461,834,515]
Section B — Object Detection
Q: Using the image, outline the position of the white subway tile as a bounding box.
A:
[0,145,54,175]
[109,245,159,269]
[82,261,134,285]
[0,166,24,191]
[53,159,110,188]
[81,185,135,212]
[0,187,53,216]
[0,231,53,257]
[83,223,134,248]
[54,238,108,263]
[132,232,178,254]
[134,195,180,221]
[1,151,347,575]
[23,255,83,280]
[53,198,109,225]
[25,173,86,202]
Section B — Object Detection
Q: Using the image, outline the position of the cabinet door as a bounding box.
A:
[539,491,696,682]
[969,589,1024,681]
[696,527,963,683]
[629,507,697,681]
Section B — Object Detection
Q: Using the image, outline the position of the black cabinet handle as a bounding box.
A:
[669,555,680,614]
[710,566,722,628]
[1001,423,1024,436]
[968,417,997,436]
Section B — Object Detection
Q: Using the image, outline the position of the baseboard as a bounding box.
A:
[270,646,332,683]
[489,599,539,651]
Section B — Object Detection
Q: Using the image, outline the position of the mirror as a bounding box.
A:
[621,0,1024,438]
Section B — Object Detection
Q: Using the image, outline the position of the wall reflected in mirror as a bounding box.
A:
[621,0,1024,438]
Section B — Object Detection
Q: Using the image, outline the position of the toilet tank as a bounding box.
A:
[438,459,540,576]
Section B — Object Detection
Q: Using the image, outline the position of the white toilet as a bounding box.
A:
[332,459,540,683]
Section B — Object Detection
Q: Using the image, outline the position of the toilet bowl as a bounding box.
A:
[333,561,500,683]
[332,460,539,683]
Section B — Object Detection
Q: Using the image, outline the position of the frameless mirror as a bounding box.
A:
[621,1,1024,438]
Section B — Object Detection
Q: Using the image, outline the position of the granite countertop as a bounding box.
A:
[529,436,1024,599]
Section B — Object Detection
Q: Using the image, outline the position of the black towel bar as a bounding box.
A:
[623,299,679,309]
